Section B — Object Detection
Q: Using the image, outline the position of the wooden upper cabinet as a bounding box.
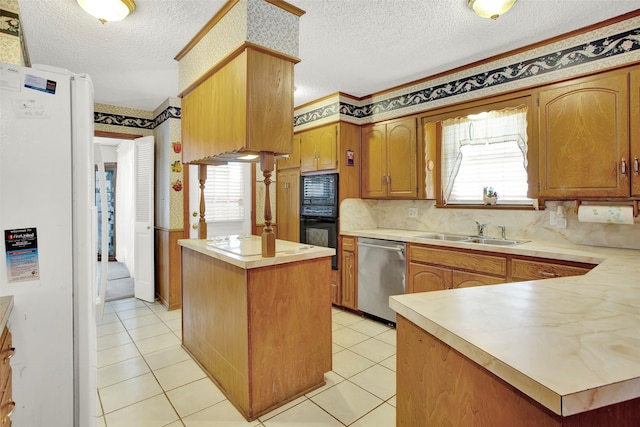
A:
[538,70,630,198]
[630,68,640,197]
[362,117,418,199]
[181,48,295,164]
[300,124,337,173]
[277,134,301,170]
[361,124,387,198]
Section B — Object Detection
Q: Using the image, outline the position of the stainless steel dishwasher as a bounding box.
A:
[357,237,406,324]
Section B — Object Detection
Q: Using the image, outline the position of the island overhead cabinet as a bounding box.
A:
[178,237,334,421]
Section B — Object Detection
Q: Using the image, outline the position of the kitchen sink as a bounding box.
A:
[466,237,528,246]
[417,233,528,246]
[416,233,471,241]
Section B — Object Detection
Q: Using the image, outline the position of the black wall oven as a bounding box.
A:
[299,173,338,269]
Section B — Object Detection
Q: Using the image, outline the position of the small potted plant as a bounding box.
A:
[483,187,498,205]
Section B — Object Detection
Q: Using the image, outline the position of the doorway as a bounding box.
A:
[94,134,155,303]
[96,163,116,261]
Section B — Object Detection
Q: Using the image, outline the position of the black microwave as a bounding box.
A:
[300,173,338,217]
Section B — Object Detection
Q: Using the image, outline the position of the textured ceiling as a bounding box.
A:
[17,0,640,112]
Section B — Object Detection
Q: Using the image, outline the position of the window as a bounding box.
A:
[204,163,245,222]
[440,105,533,205]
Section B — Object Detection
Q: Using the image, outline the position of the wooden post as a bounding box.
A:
[198,165,207,239]
[260,152,276,257]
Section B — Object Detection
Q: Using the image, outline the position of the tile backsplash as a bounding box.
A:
[340,199,640,250]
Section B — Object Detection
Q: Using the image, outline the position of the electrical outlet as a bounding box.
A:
[408,207,418,218]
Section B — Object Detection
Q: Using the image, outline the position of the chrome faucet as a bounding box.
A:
[498,225,507,240]
[475,221,486,237]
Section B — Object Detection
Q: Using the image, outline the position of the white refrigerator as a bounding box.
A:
[0,62,104,426]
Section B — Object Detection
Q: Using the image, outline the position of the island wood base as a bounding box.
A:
[396,315,640,427]
[181,247,332,421]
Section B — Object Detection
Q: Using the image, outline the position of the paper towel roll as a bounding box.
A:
[577,205,635,225]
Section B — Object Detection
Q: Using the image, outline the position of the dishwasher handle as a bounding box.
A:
[357,242,405,256]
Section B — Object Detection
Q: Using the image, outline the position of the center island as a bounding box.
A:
[178,236,335,421]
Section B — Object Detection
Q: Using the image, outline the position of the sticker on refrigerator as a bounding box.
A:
[24,73,57,94]
[4,228,40,283]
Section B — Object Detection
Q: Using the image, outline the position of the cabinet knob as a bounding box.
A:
[621,158,627,176]
[192,224,198,230]
[634,157,639,176]
[192,211,198,217]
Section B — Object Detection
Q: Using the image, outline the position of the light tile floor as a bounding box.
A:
[97,298,397,427]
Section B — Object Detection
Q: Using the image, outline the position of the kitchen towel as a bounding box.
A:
[577,205,635,225]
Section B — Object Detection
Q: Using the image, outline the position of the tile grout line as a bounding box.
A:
[99,300,190,426]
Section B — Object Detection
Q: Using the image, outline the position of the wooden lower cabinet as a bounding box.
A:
[329,270,340,306]
[0,327,14,426]
[340,236,357,309]
[407,262,450,293]
[181,248,332,421]
[155,228,183,310]
[407,244,507,293]
[397,315,640,427]
[406,243,594,295]
[452,270,507,288]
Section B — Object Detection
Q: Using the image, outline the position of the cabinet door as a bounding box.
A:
[361,124,387,198]
[316,125,338,171]
[300,131,318,173]
[452,271,506,289]
[630,68,640,196]
[387,118,418,198]
[285,169,300,242]
[407,262,451,293]
[275,169,300,242]
[277,133,301,170]
[539,71,630,198]
[341,251,357,309]
[299,125,337,172]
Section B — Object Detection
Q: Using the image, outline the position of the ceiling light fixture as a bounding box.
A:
[468,0,517,20]
[77,0,136,24]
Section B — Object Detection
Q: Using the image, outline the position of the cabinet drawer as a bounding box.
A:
[409,245,507,277]
[342,236,356,252]
[511,259,593,281]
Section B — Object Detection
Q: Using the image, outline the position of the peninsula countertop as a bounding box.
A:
[178,235,335,270]
[343,228,640,417]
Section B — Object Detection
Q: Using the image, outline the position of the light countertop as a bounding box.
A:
[343,228,640,417]
[179,236,335,270]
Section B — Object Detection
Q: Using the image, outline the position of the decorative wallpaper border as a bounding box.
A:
[94,106,181,130]
[96,18,640,133]
[293,22,640,129]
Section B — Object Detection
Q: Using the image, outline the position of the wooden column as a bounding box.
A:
[260,152,275,257]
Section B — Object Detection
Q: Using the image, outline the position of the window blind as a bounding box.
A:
[441,106,532,205]
[204,163,245,222]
